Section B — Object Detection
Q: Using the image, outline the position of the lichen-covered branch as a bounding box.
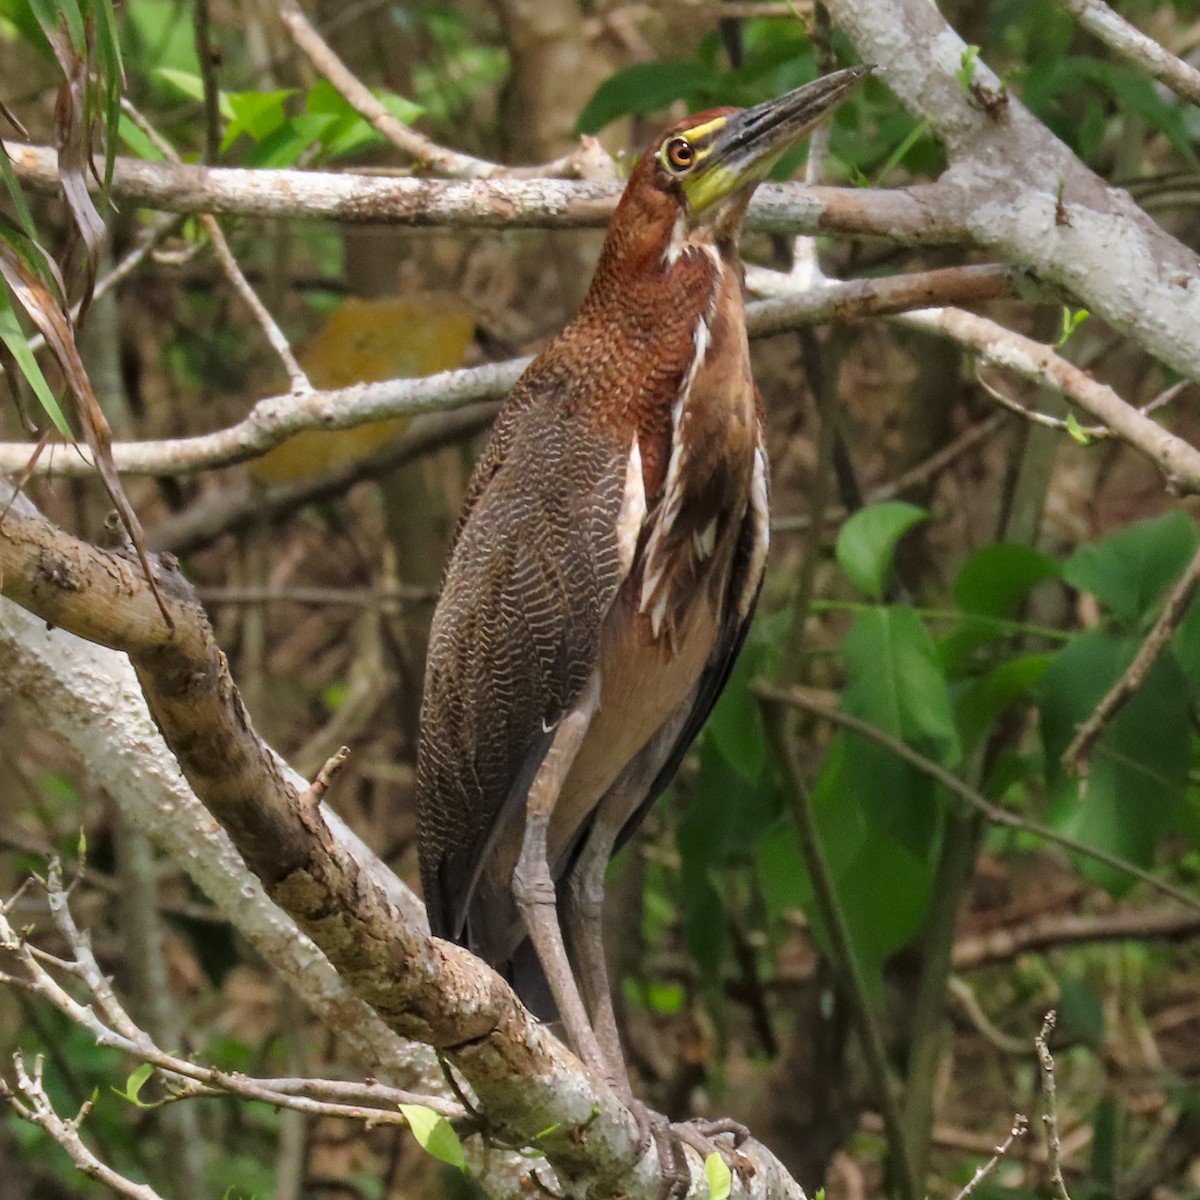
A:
[0,491,804,1200]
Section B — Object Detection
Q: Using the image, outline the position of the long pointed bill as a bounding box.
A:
[680,64,874,216]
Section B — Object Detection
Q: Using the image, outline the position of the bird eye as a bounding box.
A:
[663,137,696,173]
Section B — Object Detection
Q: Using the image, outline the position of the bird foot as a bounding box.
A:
[629,1102,752,1199]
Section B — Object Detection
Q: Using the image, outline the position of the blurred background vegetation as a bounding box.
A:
[2,1,1200,1198]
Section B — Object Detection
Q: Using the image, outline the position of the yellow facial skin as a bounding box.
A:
[657,66,873,223]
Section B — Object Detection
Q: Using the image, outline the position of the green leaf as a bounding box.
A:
[1057,976,1105,1049]
[954,542,1061,618]
[835,502,927,600]
[956,45,981,91]
[0,286,72,436]
[29,0,83,51]
[705,1152,732,1200]
[1090,1096,1122,1187]
[941,543,1060,673]
[222,89,296,149]
[678,739,778,870]
[576,61,715,133]
[1064,511,1198,625]
[399,1104,467,1173]
[377,91,424,127]
[1056,305,1089,348]
[1041,631,1191,887]
[779,731,937,1000]
[154,67,206,103]
[112,1062,155,1107]
[757,825,810,921]
[680,862,727,977]
[1170,596,1200,699]
[956,652,1053,753]
[1065,410,1091,445]
[844,605,961,766]
[116,112,167,161]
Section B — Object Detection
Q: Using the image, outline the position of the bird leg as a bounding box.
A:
[511,678,609,1077]
[563,813,628,1095]
[563,709,695,1095]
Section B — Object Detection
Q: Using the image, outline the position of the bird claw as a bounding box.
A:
[629,1102,752,1199]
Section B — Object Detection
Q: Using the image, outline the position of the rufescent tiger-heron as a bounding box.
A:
[417,63,871,1137]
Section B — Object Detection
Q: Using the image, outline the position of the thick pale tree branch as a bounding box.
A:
[824,0,1200,385]
[0,492,804,1200]
[2,139,937,236]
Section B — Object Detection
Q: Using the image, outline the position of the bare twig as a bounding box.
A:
[1036,1012,1072,1200]
[194,584,435,606]
[772,412,1007,533]
[899,307,1200,493]
[951,1115,1029,1200]
[301,746,351,809]
[1062,540,1200,775]
[952,905,1200,969]
[2,1055,166,1200]
[147,403,495,554]
[948,978,1030,1056]
[193,0,222,161]
[752,682,1200,913]
[0,137,966,236]
[120,100,312,393]
[760,700,918,1200]
[278,1,608,181]
[1052,0,1200,108]
[0,867,466,1127]
[975,369,1190,441]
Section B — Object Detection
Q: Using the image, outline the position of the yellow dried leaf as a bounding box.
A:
[250,295,474,484]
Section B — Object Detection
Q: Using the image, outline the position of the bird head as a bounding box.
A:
[604,65,873,267]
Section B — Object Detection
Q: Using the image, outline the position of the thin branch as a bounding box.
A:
[752,682,1200,913]
[278,1,608,181]
[772,412,1008,534]
[951,905,1200,969]
[147,402,494,554]
[760,700,918,1200]
[950,1115,1029,1200]
[120,99,312,393]
[0,266,1015,478]
[749,256,1200,493]
[0,865,466,1129]
[0,359,524,476]
[1061,539,1200,775]
[1036,1012,1072,1200]
[193,0,222,162]
[899,306,1200,493]
[2,1056,166,1200]
[974,368,1189,441]
[1053,0,1200,108]
[825,0,1200,387]
[0,138,954,235]
[947,978,1030,1056]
